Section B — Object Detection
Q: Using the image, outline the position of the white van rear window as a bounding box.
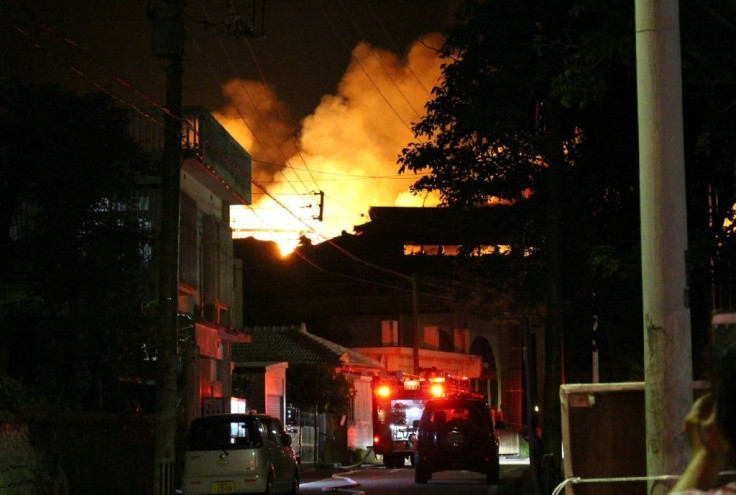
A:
[187,416,263,450]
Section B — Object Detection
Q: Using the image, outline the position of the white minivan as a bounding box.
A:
[182,413,299,495]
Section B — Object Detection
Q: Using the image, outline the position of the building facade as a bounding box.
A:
[235,206,544,455]
[130,107,252,425]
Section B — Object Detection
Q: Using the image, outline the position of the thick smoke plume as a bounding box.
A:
[216,33,445,254]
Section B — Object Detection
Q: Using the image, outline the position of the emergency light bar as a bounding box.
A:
[376,385,391,398]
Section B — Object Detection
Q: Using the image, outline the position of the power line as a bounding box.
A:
[356,0,435,98]
[291,248,453,301]
[199,0,439,234]
[188,35,314,210]
[192,1,387,230]
[189,4,334,239]
[5,2,440,290]
[5,8,303,231]
[251,158,430,180]
[258,175,425,183]
[195,1,323,210]
[239,35,324,189]
[312,0,414,131]
[335,0,423,120]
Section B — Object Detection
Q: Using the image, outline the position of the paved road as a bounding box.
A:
[299,457,540,495]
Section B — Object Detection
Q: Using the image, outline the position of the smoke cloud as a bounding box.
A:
[216,33,445,254]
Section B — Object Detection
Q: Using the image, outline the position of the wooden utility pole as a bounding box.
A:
[149,1,185,494]
[635,1,692,492]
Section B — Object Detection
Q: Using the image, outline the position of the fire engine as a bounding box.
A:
[371,370,483,468]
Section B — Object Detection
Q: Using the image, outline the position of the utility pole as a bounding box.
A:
[541,101,564,495]
[313,190,324,222]
[523,317,541,484]
[412,275,420,374]
[145,6,266,492]
[635,1,692,493]
[148,2,185,495]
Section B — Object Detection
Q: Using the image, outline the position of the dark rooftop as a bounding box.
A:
[231,324,383,372]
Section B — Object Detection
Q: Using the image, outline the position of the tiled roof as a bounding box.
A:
[231,324,383,372]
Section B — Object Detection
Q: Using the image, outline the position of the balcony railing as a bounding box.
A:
[128,106,251,205]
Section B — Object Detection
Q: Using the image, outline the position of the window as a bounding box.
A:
[264,418,285,444]
[188,416,262,450]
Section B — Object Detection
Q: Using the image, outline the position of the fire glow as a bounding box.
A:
[217,35,446,255]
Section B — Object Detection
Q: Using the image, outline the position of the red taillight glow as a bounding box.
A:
[376,385,391,398]
[373,435,380,444]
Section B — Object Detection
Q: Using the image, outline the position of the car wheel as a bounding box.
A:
[414,457,431,484]
[486,456,500,485]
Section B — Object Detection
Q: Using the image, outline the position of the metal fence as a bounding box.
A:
[553,470,736,495]
[288,425,317,465]
[552,475,680,495]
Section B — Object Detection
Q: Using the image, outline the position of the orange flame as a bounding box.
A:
[217,34,446,255]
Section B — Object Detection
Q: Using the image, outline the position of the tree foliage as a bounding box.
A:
[399,0,644,381]
[680,1,736,348]
[0,82,154,412]
[399,0,736,376]
[286,365,353,416]
[398,4,736,486]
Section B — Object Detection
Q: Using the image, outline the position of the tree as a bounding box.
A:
[286,365,352,416]
[399,0,736,490]
[0,82,154,412]
[397,0,647,489]
[679,1,736,363]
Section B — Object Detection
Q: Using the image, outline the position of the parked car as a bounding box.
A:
[182,413,299,495]
[413,396,502,484]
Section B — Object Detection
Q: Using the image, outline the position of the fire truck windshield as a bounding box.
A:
[372,372,481,468]
[376,399,424,442]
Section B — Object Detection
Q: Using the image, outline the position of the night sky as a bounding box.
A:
[2,1,459,122]
[3,1,462,244]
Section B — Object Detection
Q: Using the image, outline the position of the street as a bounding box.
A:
[299,458,539,495]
